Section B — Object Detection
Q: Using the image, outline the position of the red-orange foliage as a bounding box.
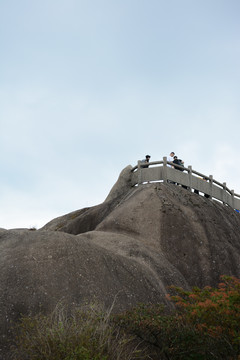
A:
[169,275,240,344]
[115,276,240,359]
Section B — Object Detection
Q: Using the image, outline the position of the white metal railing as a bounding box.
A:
[131,157,240,210]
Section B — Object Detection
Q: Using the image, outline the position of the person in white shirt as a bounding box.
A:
[167,152,175,167]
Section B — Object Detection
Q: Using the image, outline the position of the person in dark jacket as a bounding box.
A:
[173,156,187,188]
[141,155,151,168]
[173,156,184,171]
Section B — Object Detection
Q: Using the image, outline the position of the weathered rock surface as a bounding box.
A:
[1,166,240,359]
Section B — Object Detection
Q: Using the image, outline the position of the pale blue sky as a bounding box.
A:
[1,0,240,229]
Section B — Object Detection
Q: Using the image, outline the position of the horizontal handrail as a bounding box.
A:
[131,157,240,206]
[131,160,164,172]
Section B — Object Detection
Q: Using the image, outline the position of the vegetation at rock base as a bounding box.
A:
[116,275,240,359]
[12,276,240,360]
[11,302,146,360]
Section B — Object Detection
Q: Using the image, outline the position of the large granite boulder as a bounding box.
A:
[1,166,240,359]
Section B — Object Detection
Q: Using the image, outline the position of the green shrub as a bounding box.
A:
[115,276,240,359]
[168,275,240,358]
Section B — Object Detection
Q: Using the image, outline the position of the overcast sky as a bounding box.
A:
[1,0,239,229]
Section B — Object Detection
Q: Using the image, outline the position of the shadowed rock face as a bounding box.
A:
[1,166,240,358]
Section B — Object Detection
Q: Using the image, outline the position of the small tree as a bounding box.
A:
[116,276,240,359]
[169,275,240,356]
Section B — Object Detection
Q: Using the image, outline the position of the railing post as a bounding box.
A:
[137,160,142,185]
[222,182,227,204]
[163,157,167,183]
[231,189,235,209]
[209,175,213,199]
[188,166,192,191]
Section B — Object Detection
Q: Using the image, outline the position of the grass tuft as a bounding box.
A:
[11,301,147,360]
